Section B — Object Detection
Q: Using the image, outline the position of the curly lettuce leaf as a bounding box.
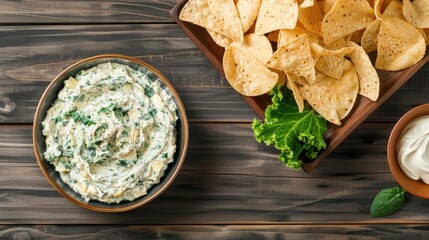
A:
[252,86,327,169]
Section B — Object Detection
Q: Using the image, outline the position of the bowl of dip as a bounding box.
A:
[387,104,429,199]
[33,54,188,212]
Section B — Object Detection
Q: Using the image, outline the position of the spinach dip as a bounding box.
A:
[42,62,178,203]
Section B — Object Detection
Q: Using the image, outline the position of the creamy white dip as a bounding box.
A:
[397,115,429,184]
[42,62,177,203]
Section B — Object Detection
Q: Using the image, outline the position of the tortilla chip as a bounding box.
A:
[208,30,232,47]
[310,42,356,57]
[298,0,314,8]
[312,39,352,79]
[300,84,341,125]
[374,0,385,19]
[272,69,286,85]
[324,59,359,120]
[375,17,426,71]
[418,28,429,45]
[231,33,273,63]
[267,30,279,42]
[266,34,316,84]
[223,46,278,96]
[403,0,429,29]
[209,0,244,42]
[235,0,261,33]
[298,2,323,36]
[347,29,366,44]
[382,0,404,19]
[179,0,228,36]
[322,0,336,16]
[301,60,358,124]
[346,41,380,101]
[277,25,319,48]
[286,73,305,112]
[361,19,381,53]
[315,69,327,83]
[322,0,375,44]
[255,0,298,35]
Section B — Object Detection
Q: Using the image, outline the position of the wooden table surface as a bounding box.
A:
[1,1,429,239]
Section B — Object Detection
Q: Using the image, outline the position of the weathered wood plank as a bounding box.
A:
[0,123,426,224]
[0,0,177,24]
[0,24,428,123]
[0,24,256,123]
[1,225,429,239]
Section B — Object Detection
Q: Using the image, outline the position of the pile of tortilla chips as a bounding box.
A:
[180,0,428,125]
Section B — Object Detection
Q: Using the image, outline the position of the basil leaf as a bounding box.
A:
[370,187,406,218]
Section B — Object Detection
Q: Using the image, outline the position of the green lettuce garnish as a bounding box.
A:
[252,86,327,170]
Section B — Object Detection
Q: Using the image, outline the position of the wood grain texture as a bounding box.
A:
[1,123,429,224]
[0,24,428,124]
[1,225,429,239]
[0,0,177,24]
[0,24,255,123]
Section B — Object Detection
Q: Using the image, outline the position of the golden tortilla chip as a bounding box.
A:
[374,0,385,19]
[179,0,228,36]
[272,69,285,85]
[209,0,244,42]
[298,0,314,8]
[346,41,380,101]
[266,34,316,84]
[312,39,353,79]
[286,73,305,112]
[418,28,429,45]
[231,33,273,63]
[314,69,327,83]
[298,2,323,36]
[326,59,359,120]
[361,19,381,53]
[300,85,341,125]
[376,17,426,71]
[347,29,366,44]
[382,0,404,19]
[235,0,261,33]
[255,0,298,35]
[267,31,279,42]
[277,25,319,48]
[403,0,429,29]
[322,0,375,44]
[207,30,232,47]
[223,46,278,96]
[423,28,429,46]
[300,60,358,124]
[322,0,336,16]
[310,41,355,57]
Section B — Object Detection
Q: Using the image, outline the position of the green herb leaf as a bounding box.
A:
[370,187,406,217]
[251,86,327,169]
[144,85,155,98]
[116,160,129,167]
[80,115,95,126]
[53,116,62,124]
[71,111,81,122]
[98,103,116,114]
[113,107,129,119]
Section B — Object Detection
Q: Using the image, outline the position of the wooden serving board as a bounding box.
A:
[170,0,429,173]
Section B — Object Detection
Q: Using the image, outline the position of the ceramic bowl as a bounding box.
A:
[387,104,429,199]
[33,54,188,212]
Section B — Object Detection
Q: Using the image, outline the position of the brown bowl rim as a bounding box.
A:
[387,103,429,199]
[32,54,189,212]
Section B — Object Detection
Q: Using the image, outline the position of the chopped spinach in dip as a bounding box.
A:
[42,62,177,203]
